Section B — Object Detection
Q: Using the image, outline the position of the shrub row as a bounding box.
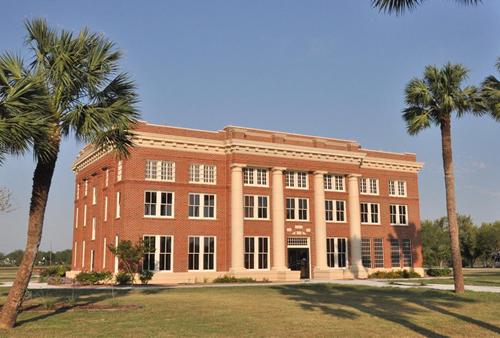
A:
[75,271,113,285]
[425,268,452,277]
[213,275,257,283]
[368,270,421,279]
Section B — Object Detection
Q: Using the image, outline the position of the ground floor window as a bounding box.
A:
[143,235,173,271]
[361,239,371,268]
[143,236,156,271]
[244,237,269,270]
[390,239,400,267]
[90,250,95,272]
[188,236,216,271]
[373,238,384,268]
[402,239,412,267]
[326,237,348,268]
[362,238,385,268]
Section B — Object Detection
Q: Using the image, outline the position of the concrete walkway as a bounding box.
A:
[1,279,500,293]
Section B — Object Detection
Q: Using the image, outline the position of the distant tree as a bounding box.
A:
[421,218,451,267]
[108,239,146,284]
[476,222,500,267]
[372,0,482,15]
[458,215,479,267]
[5,251,24,266]
[0,187,13,213]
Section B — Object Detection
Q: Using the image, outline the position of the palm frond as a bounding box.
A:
[372,0,482,15]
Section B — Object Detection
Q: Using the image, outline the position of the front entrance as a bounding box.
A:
[288,248,310,279]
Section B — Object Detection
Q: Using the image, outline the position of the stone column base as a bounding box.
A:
[231,269,301,282]
[350,264,369,279]
[313,268,351,280]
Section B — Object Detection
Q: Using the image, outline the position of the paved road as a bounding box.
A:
[1,279,500,293]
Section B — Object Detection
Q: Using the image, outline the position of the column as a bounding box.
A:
[230,164,244,272]
[313,171,328,271]
[271,167,287,270]
[347,174,368,278]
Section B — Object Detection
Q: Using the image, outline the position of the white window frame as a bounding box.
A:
[244,236,270,270]
[75,207,79,229]
[243,195,269,220]
[84,180,88,196]
[360,202,380,224]
[188,236,216,271]
[360,178,379,195]
[188,193,216,219]
[324,174,345,192]
[389,180,407,197]
[243,168,269,187]
[114,235,119,273]
[74,241,78,268]
[103,237,107,269]
[91,217,96,240]
[142,235,174,272]
[326,237,349,268]
[285,171,309,189]
[104,196,108,222]
[189,164,217,184]
[76,184,80,200]
[286,197,309,221]
[105,169,109,187]
[390,204,408,226]
[90,249,95,272]
[82,240,86,268]
[92,186,97,205]
[116,192,121,219]
[145,160,176,182]
[83,204,87,227]
[325,200,346,223]
[117,160,123,182]
[144,191,175,218]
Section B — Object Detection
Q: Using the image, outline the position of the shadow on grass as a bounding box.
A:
[274,284,500,338]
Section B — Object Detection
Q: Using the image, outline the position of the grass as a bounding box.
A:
[426,269,500,287]
[0,267,39,284]
[0,284,499,337]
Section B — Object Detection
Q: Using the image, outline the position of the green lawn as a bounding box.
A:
[1,284,499,337]
[0,267,39,284]
[426,269,500,287]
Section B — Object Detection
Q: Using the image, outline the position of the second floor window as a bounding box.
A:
[286,198,309,220]
[360,178,378,195]
[144,191,174,218]
[188,193,216,219]
[325,200,346,222]
[92,186,97,205]
[189,164,216,184]
[285,171,308,189]
[244,195,269,219]
[324,175,345,191]
[145,160,175,182]
[243,168,268,186]
[389,180,407,197]
[360,202,379,224]
[117,160,123,182]
[390,204,408,225]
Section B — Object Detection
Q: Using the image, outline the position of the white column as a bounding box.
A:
[347,174,367,278]
[271,167,287,271]
[313,171,328,271]
[230,164,244,272]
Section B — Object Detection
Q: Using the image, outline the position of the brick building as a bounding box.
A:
[68,122,424,282]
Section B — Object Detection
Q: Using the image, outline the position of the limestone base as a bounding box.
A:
[313,268,352,280]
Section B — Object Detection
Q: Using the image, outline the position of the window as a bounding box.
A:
[244,195,269,219]
[75,207,79,229]
[143,235,156,271]
[82,241,85,268]
[117,160,123,181]
[90,250,95,272]
[105,169,109,187]
[104,196,108,222]
[360,178,379,195]
[390,239,400,267]
[326,238,348,268]
[402,239,412,267]
[188,236,215,270]
[144,191,174,218]
[76,184,80,200]
[390,204,408,225]
[285,171,308,189]
[83,204,87,226]
[92,186,97,205]
[84,180,88,196]
[373,238,384,268]
[244,237,269,269]
[188,193,216,219]
[361,239,371,268]
[389,180,407,197]
[243,168,268,186]
[159,236,173,271]
[145,160,175,182]
[103,237,107,269]
[74,242,77,268]
[114,236,119,273]
[116,192,121,218]
[325,200,346,222]
[189,164,216,184]
[360,203,380,224]
[324,175,345,191]
[91,217,96,240]
[286,198,309,220]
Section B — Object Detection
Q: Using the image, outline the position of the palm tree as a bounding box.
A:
[0,19,138,329]
[402,63,496,293]
[371,0,482,14]
[480,57,500,115]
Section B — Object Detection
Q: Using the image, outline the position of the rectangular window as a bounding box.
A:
[374,238,384,268]
[244,195,269,219]
[188,236,216,271]
[360,203,380,224]
[141,235,173,272]
[188,194,216,219]
[83,204,87,226]
[84,180,88,196]
[361,239,372,268]
[402,239,412,267]
[286,198,309,220]
[92,186,97,205]
[143,235,156,271]
[324,174,345,191]
[103,237,107,269]
[117,160,123,181]
[90,250,95,272]
[91,217,96,240]
[105,169,109,187]
[116,192,121,218]
[389,180,407,197]
[285,171,308,189]
[244,237,269,270]
[145,160,175,182]
[82,240,85,268]
[159,236,172,271]
[325,200,346,222]
[360,178,379,195]
[326,237,348,268]
[76,184,80,200]
[189,164,216,184]
[104,196,108,222]
[243,168,268,186]
[390,204,408,225]
[391,239,400,268]
[75,207,79,229]
[144,191,174,218]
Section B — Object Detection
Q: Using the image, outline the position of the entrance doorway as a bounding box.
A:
[288,248,310,279]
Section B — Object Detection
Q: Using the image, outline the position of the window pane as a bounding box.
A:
[361,239,371,268]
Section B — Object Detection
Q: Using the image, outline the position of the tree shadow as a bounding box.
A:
[274,284,500,337]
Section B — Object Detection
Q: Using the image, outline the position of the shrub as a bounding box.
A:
[115,271,132,285]
[368,270,421,279]
[139,270,154,284]
[75,271,112,285]
[213,275,256,283]
[39,265,67,281]
[426,268,452,277]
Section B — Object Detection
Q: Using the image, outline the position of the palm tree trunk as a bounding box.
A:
[440,117,465,293]
[0,142,60,329]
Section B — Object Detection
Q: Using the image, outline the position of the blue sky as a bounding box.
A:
[0,1,499,252]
